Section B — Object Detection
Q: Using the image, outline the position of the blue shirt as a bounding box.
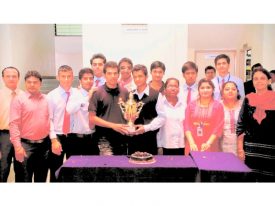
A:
[212,73,245,100]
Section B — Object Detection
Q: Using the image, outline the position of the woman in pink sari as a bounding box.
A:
[184,79,224,155]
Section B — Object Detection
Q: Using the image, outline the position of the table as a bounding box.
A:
[190,151,252,182]
[55,155,198,182]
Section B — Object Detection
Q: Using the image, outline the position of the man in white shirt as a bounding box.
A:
[90,53,107,87]
[47,65,77,182]
[66,68,99,156]
[212,54,245,100]
[0,66,24,182]
[179,61,199,105]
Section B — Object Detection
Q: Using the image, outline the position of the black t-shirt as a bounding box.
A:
[88,84,129,142]
[89,84,128,123]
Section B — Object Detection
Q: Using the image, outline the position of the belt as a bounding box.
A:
[21,137,48,144]
[0,129,9,133]
[72,133,92,138]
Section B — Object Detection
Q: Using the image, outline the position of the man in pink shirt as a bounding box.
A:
[9,70,50,182]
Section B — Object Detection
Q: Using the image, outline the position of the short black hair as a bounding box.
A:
[58,65,73,74]
[205,65,216,73]
[150,61,166,72]
[132,64,148,76]
[270,70,275,75]
[2,66,20,77]
[79,68,94,80]
[251,63,262,71]
[24,70,42,82]
[214,54,230,65]
[118,57,133,68]
[103,61,119,74]
[181,61,198,73]
[90,53,107,65]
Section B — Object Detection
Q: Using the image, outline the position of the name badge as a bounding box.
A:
[197,126,203,137]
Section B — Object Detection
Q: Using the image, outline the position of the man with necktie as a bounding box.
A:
[90,53,107,87]
[47,65,77,182]
[212,54,245,100]
[179,61,199,106]
[0,66,24,182]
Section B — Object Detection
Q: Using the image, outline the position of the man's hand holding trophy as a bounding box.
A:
[118,91,144,135]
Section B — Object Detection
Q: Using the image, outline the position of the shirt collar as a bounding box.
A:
[94,76,104,81]
[163,95,183,107]
[3,85,20,94]
[80,87,89,97]
[183,83,197,90]
[26,91,43,99]
[133,84,150,96]
[58,85,72,95]
[218,73,230,81]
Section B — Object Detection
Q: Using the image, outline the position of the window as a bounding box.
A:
[55,24,82,36]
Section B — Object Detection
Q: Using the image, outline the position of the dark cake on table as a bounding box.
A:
[129,151,156,164]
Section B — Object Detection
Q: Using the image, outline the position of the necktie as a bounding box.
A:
[62,92,70,135]
[220,78,225,91]
[11,91,16,98]
[229,110,235,133]
[187,87,191,105]
[95,79,100,87]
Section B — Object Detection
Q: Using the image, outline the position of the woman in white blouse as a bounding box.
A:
[220,81,242,155]
[157,78,186,155]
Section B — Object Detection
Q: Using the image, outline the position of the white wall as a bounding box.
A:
[55,36,83,75]
[188,24,267,80]
[0,24,56,89]
[262,25,275,70]
[82,24,188,83]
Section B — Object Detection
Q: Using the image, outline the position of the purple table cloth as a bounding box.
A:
[55,155,198,182]
[190,151,251,172]
[60,155,196,168]
[190,151,252,182]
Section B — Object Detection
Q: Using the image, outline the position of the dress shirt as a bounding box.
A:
[133,85,150,100]
[0,86,23,130]
[156,97,186,148]
[66,88,94,134]
[212,73,245,100]
[178,83,198,104]
[9,92,50,148]
[118,77,136,92]
[47,86,78,139]
[93,76,105,87]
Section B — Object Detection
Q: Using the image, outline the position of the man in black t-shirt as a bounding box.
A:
[88,61,129,155]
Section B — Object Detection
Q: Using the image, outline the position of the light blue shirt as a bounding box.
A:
[47,86,78,139]
[66,88,94,134]
[93,76,105,87]
[178,82,198,104]
[212,73,245,100]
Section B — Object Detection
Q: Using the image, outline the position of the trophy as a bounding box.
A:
[118,91,144,133]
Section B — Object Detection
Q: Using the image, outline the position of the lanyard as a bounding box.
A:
[217,74,231,85]
[217,74,231,92]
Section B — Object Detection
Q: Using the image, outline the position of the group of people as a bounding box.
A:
[0,53,275,182]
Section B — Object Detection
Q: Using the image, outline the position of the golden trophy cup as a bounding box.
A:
[118,91,144,133]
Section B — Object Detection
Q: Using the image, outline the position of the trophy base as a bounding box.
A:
[126,125,136,134]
